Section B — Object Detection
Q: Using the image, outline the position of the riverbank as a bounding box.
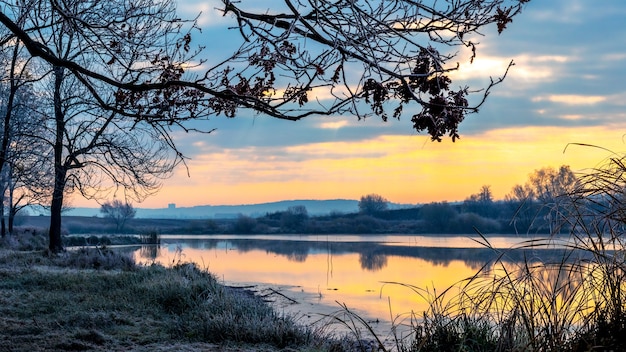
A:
[0,229,377,352]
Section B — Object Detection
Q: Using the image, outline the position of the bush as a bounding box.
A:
[448,213,501,234]
[54,247,136,271]
[232,215,257,234]
[0,227,48,251]
[64,235,115,247]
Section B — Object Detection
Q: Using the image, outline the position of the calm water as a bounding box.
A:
[132,234,571,338]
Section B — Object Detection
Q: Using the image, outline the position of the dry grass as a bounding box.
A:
[318,153,626,351]
[0,243,345,351]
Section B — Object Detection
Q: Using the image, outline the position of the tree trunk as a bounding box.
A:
[0,174,6,238]
[0,173,5,237]
[0,200,5,238]
[0,44,21,239]
[48,65,66,253]
[7,174,13,234]
[7,209,14,235]
[48,171,66,252]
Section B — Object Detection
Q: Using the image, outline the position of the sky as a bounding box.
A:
[75,0,626,208]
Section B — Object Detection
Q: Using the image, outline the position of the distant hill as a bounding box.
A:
[61,199,415,219]
[63,199,358,219]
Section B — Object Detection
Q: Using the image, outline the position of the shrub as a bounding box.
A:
[0,227,48,251]
[448,213,501,234]
[54,247,137,271]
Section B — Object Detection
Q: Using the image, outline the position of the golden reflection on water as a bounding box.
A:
[135,243,484,323]
[134,236,626,346]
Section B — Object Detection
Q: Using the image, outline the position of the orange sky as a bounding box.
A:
[69,1,626,209]
[73,124,626,208]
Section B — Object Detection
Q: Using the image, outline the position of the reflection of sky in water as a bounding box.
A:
[138,246,469,322]
[135,234,579,339]
[160,234,566,249]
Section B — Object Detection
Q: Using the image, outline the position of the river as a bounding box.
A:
[132,234,573,343]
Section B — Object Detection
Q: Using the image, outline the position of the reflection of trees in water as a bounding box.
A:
[264,243,309,262]
[140,245,160,260]
[162,237,589,271]
[286,252,308,262]
[224,239,310,262]
[359,251,388,271]
[185,238,207,249]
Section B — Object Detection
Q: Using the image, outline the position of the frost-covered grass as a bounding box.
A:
[0,231,352,351]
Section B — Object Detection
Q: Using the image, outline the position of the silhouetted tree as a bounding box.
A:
[421,202,457,232]
[233,215,257,234]
[216,0,529,141]
[3,0,204,251]
[464,185,496,218]
[280,205,309,232]
[358,194,389,215]
[505,184,537,233]
[0,0,530,143]
[527,165,577,204]
[507,165,577,233]
[100,200,136,232]
[0,38,50,237]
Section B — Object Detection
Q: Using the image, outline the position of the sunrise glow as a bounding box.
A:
[76,124,626,209]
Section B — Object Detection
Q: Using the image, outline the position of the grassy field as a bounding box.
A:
[0,230,367,352]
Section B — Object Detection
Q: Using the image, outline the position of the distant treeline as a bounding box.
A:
[13,165,576,236]
[29,198,554,236]
[226,198,553,235]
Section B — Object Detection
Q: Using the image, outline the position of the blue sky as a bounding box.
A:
[75,0,626,208]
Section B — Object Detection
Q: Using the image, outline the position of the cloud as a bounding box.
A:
[558,114,585,121]
[318,120,350,130]
[178,0,232,28]
[70,0,626,209]
[452,54,568,83]
[136,124,626,208]
[532,95,607,105]
[602,53,626,62]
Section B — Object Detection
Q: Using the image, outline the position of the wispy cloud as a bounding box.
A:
[532,95,607,105]
[317,120,350,130]
[146,125,626,207]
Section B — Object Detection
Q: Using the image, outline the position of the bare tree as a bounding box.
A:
[3,121,54,235]
[0,0,530,141]
[206,0,529,141]
[41,66,181,251]
[505,183,536,233]
[0,37,51,236]
[280,205,309,232]
[358,194,389,215]
[464,185,495,217]
[4,0,206,251]
[100,200,136,232]
[0,0,530,251]
[507,165,577,234]
[527,166,577,204]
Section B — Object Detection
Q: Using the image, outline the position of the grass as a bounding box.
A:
[0,232,360,351]
[314,153,626,351]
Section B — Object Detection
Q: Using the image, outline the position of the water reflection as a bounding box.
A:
[359,251,387,271]
[139,245,160,260]
[150,237,585,272]
[132,234,589,340]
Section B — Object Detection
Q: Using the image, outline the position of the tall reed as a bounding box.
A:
[329,151,626,351]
